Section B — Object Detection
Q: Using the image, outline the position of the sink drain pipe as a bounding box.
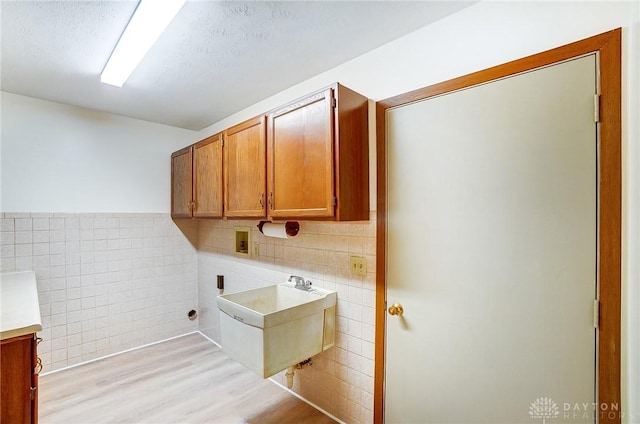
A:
[285,367,295,389]
[285,358,313,389]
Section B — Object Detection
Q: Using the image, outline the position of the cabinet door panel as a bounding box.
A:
[224,116,266,218]
[268,89,334,218]
[171,147,193,218]
[193,134,223,218]
[1,335,34,424]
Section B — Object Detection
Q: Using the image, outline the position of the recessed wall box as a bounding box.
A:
[234,227,251,258]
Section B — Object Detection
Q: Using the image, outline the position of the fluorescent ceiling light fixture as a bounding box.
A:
[101,0,186,87]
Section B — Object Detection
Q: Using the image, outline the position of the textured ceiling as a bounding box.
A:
[1,1,474,130]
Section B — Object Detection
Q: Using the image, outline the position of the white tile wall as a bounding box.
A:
[198,214,376,424]
[1,211,375,422]
[0,213,199,372]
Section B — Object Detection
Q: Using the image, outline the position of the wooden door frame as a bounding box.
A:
[374,28,621,423]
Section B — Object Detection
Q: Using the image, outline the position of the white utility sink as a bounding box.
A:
[217,282,336,378]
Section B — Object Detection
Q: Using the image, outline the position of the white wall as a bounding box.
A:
[0,94,202,375]
[197,1,639,421]
[1,92,199,213]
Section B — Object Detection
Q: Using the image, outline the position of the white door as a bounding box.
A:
[385,55,598,423]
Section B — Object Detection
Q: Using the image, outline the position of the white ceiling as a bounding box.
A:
[1,1,474,130]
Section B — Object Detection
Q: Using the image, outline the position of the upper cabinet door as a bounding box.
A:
[267,88,335,219]
[267,83,369,221]
[224,116,267,218]
[193,133,223,218]
[171,146,193,218]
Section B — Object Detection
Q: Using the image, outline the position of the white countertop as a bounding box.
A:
[1,271,42,340]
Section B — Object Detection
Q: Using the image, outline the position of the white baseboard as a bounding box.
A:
[268,377,346,424]
[40,331,202,376]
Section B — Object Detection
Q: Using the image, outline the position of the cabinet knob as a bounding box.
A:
[268,192,274,209]
[259,193,264,208]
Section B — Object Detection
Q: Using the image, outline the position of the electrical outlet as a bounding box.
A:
[252,242,259,257]
[350,256,367,277]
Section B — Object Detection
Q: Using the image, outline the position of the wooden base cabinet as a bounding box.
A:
[267,83,369,221]
[1,334,39,424]
[171,133,223,218]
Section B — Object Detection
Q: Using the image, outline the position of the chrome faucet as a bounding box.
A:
[288,275,312,291]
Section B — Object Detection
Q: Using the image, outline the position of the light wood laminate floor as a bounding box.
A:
[39,333,337,424]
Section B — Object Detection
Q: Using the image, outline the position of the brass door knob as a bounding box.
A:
[388,302,404,316]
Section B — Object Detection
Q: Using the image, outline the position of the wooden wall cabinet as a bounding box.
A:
[170,83,369,222]
[171,146,193,218]
[193,134,224,218]
[223,116,267,218]
[171,133,223,218]
[1,333,39,424]
[267,83,369,221]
